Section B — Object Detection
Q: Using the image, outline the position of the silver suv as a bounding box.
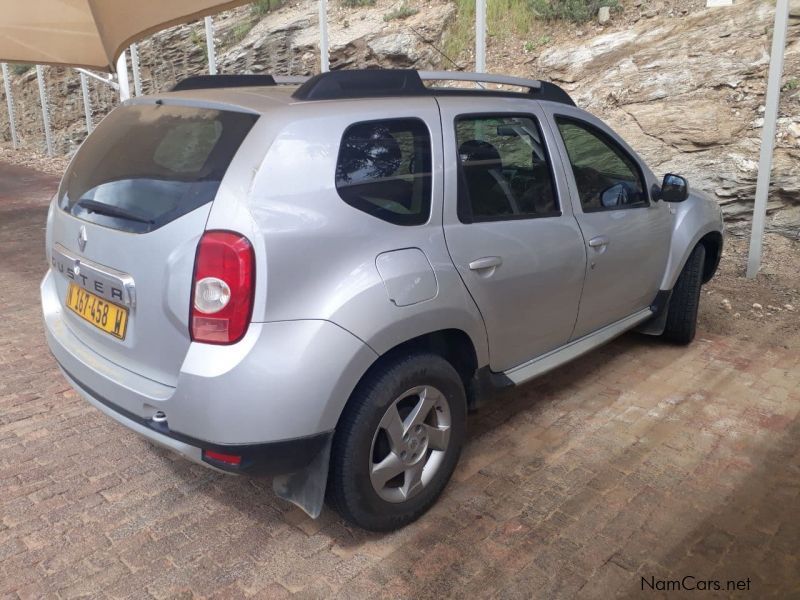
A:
[41,69,723,530]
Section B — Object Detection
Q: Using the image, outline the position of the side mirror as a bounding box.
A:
[661,173,689,203]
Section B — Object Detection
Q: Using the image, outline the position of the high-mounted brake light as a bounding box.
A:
[190,231,255,344]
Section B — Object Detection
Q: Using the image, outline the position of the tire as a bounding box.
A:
[327,353,467,531]
[662,244,706,345]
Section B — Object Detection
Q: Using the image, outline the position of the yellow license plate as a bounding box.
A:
[66,283,129,340]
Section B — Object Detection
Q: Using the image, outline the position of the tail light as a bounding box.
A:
[190,231,255,344]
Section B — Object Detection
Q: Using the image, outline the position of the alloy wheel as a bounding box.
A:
[369,385,452,503]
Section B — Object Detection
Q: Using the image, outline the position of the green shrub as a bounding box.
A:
[528,0,619,23]
[12,64,31,76]
[251,0,281,17]
[341,0,377,7]
[524,34,551,52]
[384,3,419,21]
[230,21,255,44]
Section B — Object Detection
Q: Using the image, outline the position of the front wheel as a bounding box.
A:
[662,244,706,344]
[327,353,466,531]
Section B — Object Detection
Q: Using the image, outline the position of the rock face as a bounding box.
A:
[0,0,454,156]
[537,0,800,234]
[0,0,796,236]
[214,1,454,72]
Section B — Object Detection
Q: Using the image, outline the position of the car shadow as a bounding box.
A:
[153,330,667,545]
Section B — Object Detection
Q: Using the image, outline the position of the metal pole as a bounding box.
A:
[80,72,93,134]
[746,0,789,279]
[318,0,329,72]
[130,44,143,96]
[1,63,19,149]
[116,51,131,102]
[475,0,486,73]
[205,16,218,75]
[35,65,53,156]
[75,67,119,89]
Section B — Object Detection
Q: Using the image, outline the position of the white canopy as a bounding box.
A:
[0,0,250,72]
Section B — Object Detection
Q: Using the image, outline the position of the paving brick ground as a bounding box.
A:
[1,161,798,599]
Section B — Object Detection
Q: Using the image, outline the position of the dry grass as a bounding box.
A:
[384,2,419,21]
[443,0,555,66]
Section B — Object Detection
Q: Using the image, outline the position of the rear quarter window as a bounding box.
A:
[59,104,258,233]
[335,118,432,226]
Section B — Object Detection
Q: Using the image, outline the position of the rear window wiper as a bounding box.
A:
[76,198,155,225]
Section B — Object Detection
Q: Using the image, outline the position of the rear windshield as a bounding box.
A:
[59,104,258,233]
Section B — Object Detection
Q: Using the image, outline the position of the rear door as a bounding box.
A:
[546,107,671,338]
[438,97,586,372]
[49,102,258,386]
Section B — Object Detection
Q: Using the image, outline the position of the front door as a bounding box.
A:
[439,97,586,372]
[548,110,672,339]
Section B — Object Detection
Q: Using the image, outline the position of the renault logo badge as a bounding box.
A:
[78,226,87,252]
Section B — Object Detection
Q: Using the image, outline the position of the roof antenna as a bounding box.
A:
[406,24,465,72]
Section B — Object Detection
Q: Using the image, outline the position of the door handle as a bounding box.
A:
[588,236,609,248]
[469,256,503,271]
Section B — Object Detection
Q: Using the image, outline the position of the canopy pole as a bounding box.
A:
[130,44,142,96]
[1,63,19,149]
[746,0,789,279]
[116,51,131,102]
[75,68,118,89]
[475,0,486,73]
[80,72,93,135]
[318,0,329,72]
[205,17,218,75]
[35,65,53,156]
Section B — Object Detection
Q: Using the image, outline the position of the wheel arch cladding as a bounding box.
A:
[698,231,723,284]
[660,195,724,291]
[340,328,479,426]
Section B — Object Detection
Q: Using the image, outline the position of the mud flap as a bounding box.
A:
[637,289,673,336]
[272,434,333,518]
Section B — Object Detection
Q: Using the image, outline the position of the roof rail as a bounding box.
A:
[419,70,575,106]
[171,74,309,92]
[418,71,542,91]
[292,69,427,101]
[291,69,575,106]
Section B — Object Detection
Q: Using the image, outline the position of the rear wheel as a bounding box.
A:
[662,244,706,344]
[327,353,466,531]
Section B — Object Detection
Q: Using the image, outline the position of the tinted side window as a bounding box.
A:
[455,115,558,223]
[555,117,647,211]
[60,105,258,234]
[336,118,432,226]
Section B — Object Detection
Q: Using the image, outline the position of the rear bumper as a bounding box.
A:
[61,366,330,475]
[42,268,377,471]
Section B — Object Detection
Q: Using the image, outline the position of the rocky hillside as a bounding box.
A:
[532,0,800,236]
[0,0,455,158]
[0,0,797,235]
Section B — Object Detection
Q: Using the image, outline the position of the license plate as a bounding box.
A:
[66,282,129,340]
